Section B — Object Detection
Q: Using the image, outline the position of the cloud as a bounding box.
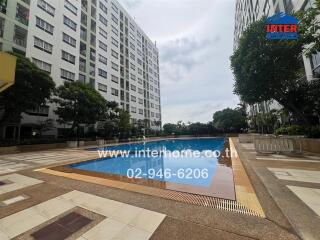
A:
[160,36,221,82]
[117,0,239,123]
[119,0,142,9]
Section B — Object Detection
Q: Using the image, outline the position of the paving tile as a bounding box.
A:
[80,218,127,240]
[60,191,124,217]
[2,195,28,205]
[112,225,152,240]
[110,204,143,224]
[129,209,165,233]
[0,208,47,238]
[32,197,75,219]
[288,186,320,217]
[269,168,320,184]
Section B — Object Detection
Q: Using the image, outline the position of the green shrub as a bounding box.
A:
[275,125,320,138]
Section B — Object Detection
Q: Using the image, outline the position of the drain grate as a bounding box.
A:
[153,189,263,217]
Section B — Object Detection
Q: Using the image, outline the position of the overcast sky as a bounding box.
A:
[118,0,239,124]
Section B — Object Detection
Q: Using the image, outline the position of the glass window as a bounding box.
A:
[38,0,55,16]
[36,17,54,34]
[62,32,76,47]
[16,4,29,25]
[64,16,77,31]
[65,0,77,15]
[61,68,75,81]
[32,58,52,73]
[61,50,75,64]
[34,36,52,53]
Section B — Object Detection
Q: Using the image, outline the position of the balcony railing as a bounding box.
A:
[14,37,26,48]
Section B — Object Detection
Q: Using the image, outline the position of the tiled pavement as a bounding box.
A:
[0,145,312,240]
[0,173,165,240]
[235,139,320,240]
[0,149,98,175]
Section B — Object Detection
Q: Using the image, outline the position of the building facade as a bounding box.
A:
[0,0,161,138]
[233,0,319,117]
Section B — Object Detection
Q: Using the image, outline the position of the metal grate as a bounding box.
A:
[153,189,263,217]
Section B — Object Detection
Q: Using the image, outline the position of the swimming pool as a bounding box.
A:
[68,138,235,199]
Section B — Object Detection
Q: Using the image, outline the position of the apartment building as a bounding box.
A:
[233,0,319,117]
[0,0,161,138]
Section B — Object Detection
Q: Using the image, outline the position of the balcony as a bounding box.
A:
[16,4,29,26]
[0,0,7,14]
[13,25,27,48]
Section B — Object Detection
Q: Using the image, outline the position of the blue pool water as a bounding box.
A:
[69,138,225,187]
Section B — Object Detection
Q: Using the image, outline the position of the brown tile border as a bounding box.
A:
[35,167,263,217]
[229,138,265,217]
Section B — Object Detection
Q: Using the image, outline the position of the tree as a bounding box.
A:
[295,2,320,56]
[230,18,316,125]
[0,53,55,139]
[53,81,106,137]
[213,108,247,133]
[98,101,121,139]
[118,110,131,139]
[163,123,177,135]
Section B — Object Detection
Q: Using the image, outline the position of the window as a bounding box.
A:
[36,17,54,34]
[112,25,118,36]
[130,53,135,61]
[90,63,95,76]
[130,23,135,31]
[130,63,135,70]
[38,0,55,16]
[112,14,118,25]
[130,42,135,51]
[131,106,136,113]
[138,88,143,94]
[98,83,108,92]
[99,27,107,40]
[99,41,107,52]
[65,0,77,15]
[79,58,86,72]
[0,17,4,38]
[138,98,143,104]
[61,50,75,64]
[33,58,51,73]
[111,49,118,59]
[112,2,118,13]
[139,109,143,115]
[111,75,119,83]
[131,95,136,102]
[130,73,136,81]
[111,37,118,47]
[13,25,27,47]
[99,54,108,65]
[63,16,77,31]
[34,37,52,53]
[111,88,119,96]
[98,68,107,78]
[111,62,119,71]
[129,32,135,41]
[138,78,143,84]
[138,68,142,75]
[99,14,108,27]
[79,74,85,83]
[61,69,75,81]
[63,33,76,47]
[16,4,29,25]
[131,84,136,91]
[99,2,108,15]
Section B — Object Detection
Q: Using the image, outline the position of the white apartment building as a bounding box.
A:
[233,0,320,117]
[0,0,161,139]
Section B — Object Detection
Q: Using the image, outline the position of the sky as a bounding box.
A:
[118,0,240,124]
